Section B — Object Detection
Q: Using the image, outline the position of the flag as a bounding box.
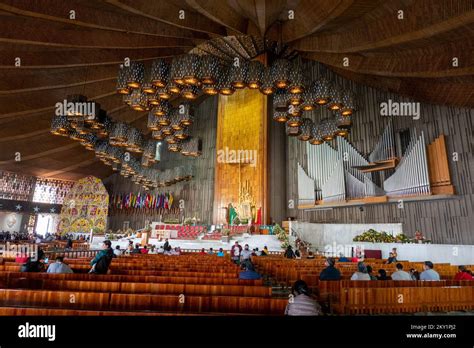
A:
[229,205,237,225]
[168,192,173,208]
[256,207,262,225]
[164,193,169,210]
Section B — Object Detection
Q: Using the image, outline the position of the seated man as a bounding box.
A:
[131,243,141,254]
[217,248,225,257]
[319,257,341,281]
[420,261,440,281]
[239,261,261,280]
[391,263,411,280]
[89,240,114,274]
[47,256,73,274]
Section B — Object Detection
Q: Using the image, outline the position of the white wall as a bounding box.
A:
[293,222,403,249]
[293,221,474,265]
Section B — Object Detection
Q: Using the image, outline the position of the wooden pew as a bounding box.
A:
[0,289,288,315]
[6,278,272,297]
[0,271,263,286]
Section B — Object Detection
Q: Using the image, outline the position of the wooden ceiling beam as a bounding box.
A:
[304,46,474,78]
[0,16,195,50]
[330,66,474,108]
[0,48,181,69]
[292,1,474,53]
[184,0,248,35]
[104,0,227,36]
[0,0,209,40]
[276,0,355,43]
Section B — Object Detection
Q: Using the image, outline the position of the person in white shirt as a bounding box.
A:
[350,262,371,280]
[113,245,123,257]
[391,263,412,280]
[420,261,440,281]
[240,244,253,262]
[157,246,165,254]
[47,256,73,274]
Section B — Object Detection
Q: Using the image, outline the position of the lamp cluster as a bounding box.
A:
[272,76,356,144]
[50,95,198,190]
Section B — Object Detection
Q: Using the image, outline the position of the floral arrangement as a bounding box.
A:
[353,229,432,244]
[274,223,290,249]
[221,228,230,236]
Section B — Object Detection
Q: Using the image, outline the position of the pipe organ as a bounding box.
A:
[384,130,431,197]
[298,122,453,208]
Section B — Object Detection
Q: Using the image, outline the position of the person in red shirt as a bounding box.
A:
[454,265,473,280]
[199,248,207,255]
[140,245,149,254]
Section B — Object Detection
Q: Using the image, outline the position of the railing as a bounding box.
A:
[46,249,99,260]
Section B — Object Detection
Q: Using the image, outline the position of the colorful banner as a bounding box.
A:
[59,176,109,233]
[109,192,175,211]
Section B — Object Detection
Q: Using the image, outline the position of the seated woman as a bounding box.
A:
[377,269,391,280]
[454,266,473,280]
[350,262,371,280]
[385,252,397,264]
[284,280,322,316]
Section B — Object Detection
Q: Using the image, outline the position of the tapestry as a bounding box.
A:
[58,176,108,233]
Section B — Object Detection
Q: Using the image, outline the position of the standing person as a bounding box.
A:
[454,266,474,280]
[420,261,440,281]
[284,245,295,259]
[350,262,371,280]
[391,263,412,280]
[284,280,321,316]
[47,256,73,274]
[240,244,252,263]
[89,240,114,274]
[319,257,341,281]
[231,241,242,264]
[163,238,170,252]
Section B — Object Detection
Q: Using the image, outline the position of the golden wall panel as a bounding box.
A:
[213,89,268,224]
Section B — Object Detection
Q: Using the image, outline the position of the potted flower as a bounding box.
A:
[221,228,230,243]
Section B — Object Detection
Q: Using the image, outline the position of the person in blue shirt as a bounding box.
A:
[216,248,225,257]
[338,253,350,262]
[239,260,261,280]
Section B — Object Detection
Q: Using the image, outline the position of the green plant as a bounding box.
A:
[222,228,230,236]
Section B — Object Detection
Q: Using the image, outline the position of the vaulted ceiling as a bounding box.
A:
[0,0,473,180]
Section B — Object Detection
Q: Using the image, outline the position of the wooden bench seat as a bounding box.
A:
[334,287,474,314]
[109,293,287,314]
[0,271,263,286]
[6,278,271,297]
[0,307,254,316]
[0,289,288,315]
